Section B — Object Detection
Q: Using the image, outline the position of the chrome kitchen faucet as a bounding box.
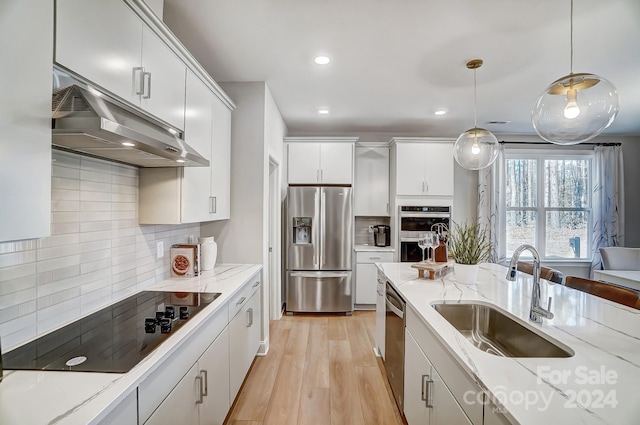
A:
[506,244,554,324]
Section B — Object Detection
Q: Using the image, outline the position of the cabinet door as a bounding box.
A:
[288,143,320,184]
[424,143,454,197]
[356,263,378,305]
[140,25,187,129]
[99,390,137,425]
[144,363,200,425]
[354,147,390,216]
[246,290,262,364]
[404,330,431,425]
[199,328,230,425]
[395,144,426,196]
[320,143,353,184]
[229,290,261,401]
[210,95,232,220]
[0,0,52,242]
[375,273,386,358]
[55,0,142,106]
[182,70,214,224]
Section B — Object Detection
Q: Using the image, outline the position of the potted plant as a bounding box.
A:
[447,220,493,283]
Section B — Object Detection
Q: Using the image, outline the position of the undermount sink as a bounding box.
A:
[432,302,574,358]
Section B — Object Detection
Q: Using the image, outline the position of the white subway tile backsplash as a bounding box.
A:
[0,151,200,351]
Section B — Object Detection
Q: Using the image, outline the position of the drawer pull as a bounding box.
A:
[369,257,381,260]
[247,308,253,327]
[201,369,209,397]
[252,281,260,288]
[236,296,247,306]
[195,375,204,404]
[422,374,434,408]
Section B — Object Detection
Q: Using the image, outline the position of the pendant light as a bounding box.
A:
[532,0,619,145]
[453,59,499,171]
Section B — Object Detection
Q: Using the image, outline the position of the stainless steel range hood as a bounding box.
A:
[52,85,209,167]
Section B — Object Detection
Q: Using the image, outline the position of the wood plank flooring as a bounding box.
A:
[225,311,406,425]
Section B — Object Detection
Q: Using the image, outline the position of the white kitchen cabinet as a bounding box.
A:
[229,280,262,401]
[138,71,232,225]
[99,390,138,425]
[144,327,230,425]
[375,270,386,358]
[55,0,186,129]
[355,146,390,216]
[356,251,394,306]
[404,329,473,425]
[394,140,454,197]
[0,0,52,242]
[286,138,356,184]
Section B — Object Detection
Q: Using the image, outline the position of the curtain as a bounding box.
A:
[477,145,507,264]
[591,145,625,273]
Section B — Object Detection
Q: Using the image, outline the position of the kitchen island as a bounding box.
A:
[378,262,640,425]
[0,263,261,425]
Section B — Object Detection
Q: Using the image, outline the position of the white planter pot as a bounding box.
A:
[454,263,479,284]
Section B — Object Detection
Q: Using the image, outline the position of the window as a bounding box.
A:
[505,151,592,260]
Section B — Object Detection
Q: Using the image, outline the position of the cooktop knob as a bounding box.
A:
[179,306,189,320]
[165,306,175,319]
[144,318,157,333]
[160,318,172,333]
[155,311,165,324]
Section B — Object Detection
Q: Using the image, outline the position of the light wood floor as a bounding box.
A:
[224,311,407,425]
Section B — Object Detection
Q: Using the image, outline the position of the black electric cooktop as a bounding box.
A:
[2,291,220,373]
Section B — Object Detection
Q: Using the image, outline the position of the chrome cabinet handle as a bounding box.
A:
[195,375,204,404]
[201,370,209,397]
[425,181,429,193]
[209,196,217,213]
[252,281,260,288]
[422,181,425,193]
[422,374,434,408]
[369,256,381,260]
[142,71,152,99]
[247,308,253,327]
[132,67,144,96]
[236,296,246,305]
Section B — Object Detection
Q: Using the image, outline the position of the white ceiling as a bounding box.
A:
[162,0,640,139]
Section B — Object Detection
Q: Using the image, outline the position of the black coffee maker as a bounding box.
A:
[373,225,391,247]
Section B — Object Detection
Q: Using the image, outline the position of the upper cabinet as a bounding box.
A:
[355,146,390,216]
[55,0,186,129]
[393,138,454,197]
[139,70,231,224]
[0,0,53,242]
[286,138,356,185]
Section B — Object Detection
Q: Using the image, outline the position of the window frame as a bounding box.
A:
[504,149,594,262]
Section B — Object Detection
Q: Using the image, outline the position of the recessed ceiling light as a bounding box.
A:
[434,109,447,116]
[487,120,511,125]
[121,142,135,147]
[314,56,330,65]
[176,159,185,163]
[318,109,329,115]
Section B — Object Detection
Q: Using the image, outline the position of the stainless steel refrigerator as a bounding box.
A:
[286,186,353,313]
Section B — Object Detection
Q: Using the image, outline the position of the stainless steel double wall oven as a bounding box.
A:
[399,206,451,262]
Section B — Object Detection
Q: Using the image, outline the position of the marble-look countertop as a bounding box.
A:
[0,264,261,425]
[377,262,640,425]
[354,244,396,252]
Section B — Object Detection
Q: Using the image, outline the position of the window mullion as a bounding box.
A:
[538,157,546,259]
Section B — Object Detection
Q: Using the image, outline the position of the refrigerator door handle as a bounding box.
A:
[321,190,326,267]
[314,190,320,269]
[290,271,350,278]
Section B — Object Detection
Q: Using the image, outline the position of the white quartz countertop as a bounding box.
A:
[0,264,262,425]
[354,244,395,252]
[377,262,640,425]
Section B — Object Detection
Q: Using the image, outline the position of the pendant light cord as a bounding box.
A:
[473,68,478,128]
[570,0,574,74]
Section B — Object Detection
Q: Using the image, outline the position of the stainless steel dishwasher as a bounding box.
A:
[384,281,406,412]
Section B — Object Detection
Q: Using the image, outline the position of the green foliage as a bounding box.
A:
[448,221,493,265]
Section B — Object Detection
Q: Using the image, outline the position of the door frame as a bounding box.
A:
[268,156,283,320]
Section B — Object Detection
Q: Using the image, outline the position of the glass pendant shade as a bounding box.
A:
[453,127,499,170]
[532,72,619,145]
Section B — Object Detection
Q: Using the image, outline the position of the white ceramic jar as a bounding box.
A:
[199,236,217,271]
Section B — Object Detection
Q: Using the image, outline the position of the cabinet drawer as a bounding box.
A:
[406,306,483,425]
[356,251,394,264]
[229,273,261,320]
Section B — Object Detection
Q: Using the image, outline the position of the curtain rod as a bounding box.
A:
[499,141,621,147]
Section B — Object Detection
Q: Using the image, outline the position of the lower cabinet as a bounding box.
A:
[229,285,261,400]
[404,329,472,425]
[375,270,386,358]
[99,390,138,425]
[144,327,230,425]
[356,251,394,305]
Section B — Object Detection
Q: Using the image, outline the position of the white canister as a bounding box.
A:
[198,236,218,271]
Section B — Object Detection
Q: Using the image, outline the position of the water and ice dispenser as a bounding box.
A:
[293,217,312,244]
